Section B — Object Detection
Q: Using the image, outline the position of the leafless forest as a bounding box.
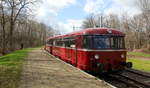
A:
[82,0,150,52]
[0,0,54,55]
[0,0,150,55]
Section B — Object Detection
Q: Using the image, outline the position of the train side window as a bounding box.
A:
[57,40,61,46]
[47,40,52,45]
[51,40,53,45]
[61,38,65,47]
[49,40,51,45]
[56,38,63,47]
[118,37,125,49]
[53,40,56,46]
[70,39,75,48]
[64,37,76,48]
[83,36,92,49]
[110,37,115,48]
[55,40,58,46]
[113,37,118,49]
[65,40,70,47]
[48,40,53,45]
[110,37,125,49]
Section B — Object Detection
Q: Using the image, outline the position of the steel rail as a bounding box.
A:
[117,74,150,88]
[109,74,140,88]
[125,68,150,78]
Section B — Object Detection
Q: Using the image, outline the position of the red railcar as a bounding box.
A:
[45,28,132,73]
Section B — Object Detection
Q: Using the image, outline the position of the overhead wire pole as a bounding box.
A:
[100,15,103,27]
[72,25,82,32]
[73,25,75,32]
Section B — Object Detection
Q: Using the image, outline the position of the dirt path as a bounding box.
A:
[18,48,113,88]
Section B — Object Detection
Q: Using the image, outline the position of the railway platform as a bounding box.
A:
[19,48,115,88]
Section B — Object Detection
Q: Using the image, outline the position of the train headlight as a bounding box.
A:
[121,54,125,58]
[94,54,99,59]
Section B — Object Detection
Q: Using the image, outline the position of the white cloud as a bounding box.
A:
[104,0,141,16]
[84,0,104,13]
[37,0,76,15]
[113,0,137,7]
[35,0,76,25]
[58,19,83,34]
[104,6,141,17]
[84,0,141,16]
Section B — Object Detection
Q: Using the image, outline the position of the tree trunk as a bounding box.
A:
[2,23,6,55]
[9,21,15,51]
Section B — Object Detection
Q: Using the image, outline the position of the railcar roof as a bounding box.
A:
[47,28,125,40]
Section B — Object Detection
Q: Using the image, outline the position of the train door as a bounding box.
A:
[69,37,76,64]
[75,35,83,67]
[74,42,78,67]
[67,46,72,63]
[70,38,77,66]
[50,40,53,54]
[64,38,71,62]
[83,35,93,69]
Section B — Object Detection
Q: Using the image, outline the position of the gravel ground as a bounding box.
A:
[18,48,114,88]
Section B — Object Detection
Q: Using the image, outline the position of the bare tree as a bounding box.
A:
[82,13,120,29]
[0,0,8,54]
[0,0,54,55]
[4,0,36,50]
[137,0,150,48]
[82,14,96,28]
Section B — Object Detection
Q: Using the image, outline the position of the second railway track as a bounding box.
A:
[102,69,150,88]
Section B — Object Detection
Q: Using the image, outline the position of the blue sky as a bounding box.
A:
[57,0,86,23]
[36,0,141,34]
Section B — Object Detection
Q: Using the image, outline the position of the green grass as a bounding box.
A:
[128,52,150,58]
[127,58,150,72]
[0,48,33,88]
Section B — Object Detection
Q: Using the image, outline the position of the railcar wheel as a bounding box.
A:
[126,62,132,68]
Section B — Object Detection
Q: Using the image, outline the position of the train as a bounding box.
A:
[45,28,132,74]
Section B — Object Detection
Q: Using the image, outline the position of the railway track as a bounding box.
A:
[125,68,150,78]
[107,69,150,88]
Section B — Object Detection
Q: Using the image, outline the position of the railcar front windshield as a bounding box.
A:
[93,36,110,49]
[84,35,125,49]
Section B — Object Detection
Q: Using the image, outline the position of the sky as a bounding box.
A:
[35,0,141,34]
